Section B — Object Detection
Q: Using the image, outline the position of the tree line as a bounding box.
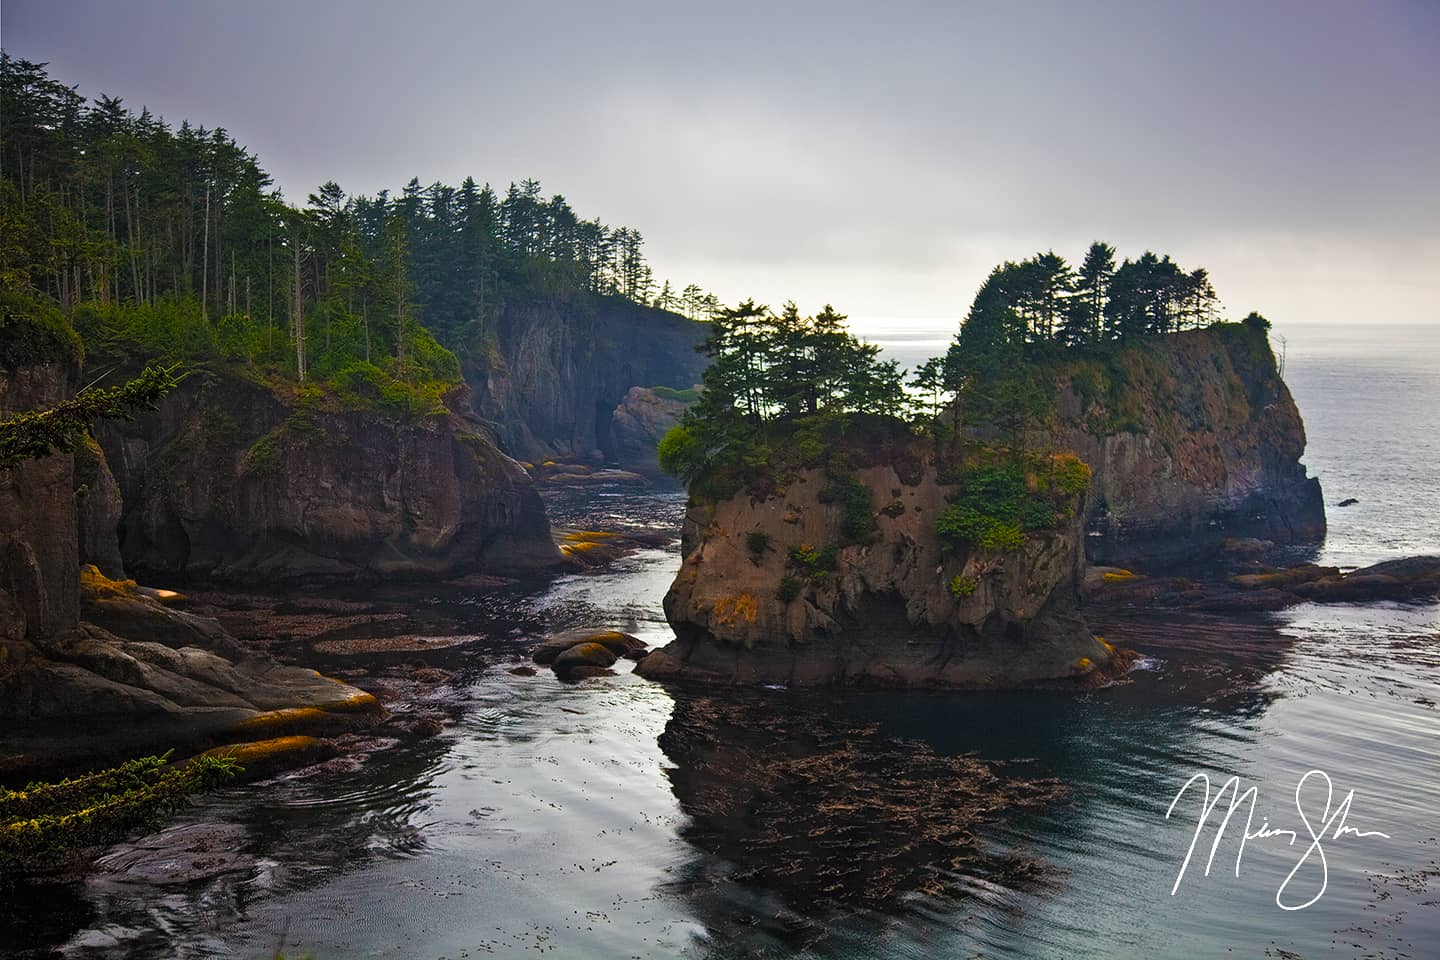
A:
[950,241,1221,375]
[0,56,715,400]
[659,240,1264,492]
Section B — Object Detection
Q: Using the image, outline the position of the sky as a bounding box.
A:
[4,1,1438,335]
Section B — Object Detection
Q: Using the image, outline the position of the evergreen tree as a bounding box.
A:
[1061,241,1114,346]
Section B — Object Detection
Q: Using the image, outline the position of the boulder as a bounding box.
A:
[532,628,644,664]
[552,642,619,670]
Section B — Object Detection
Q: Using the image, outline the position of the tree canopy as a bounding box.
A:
[658,301,906,492]
[0,56,716,414]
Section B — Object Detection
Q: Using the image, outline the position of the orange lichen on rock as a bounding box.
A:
[563,530,619,543]
[712,593,759,626]
[202,735,321,765]
[78,564,139,600]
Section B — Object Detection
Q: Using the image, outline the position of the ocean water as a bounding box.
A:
[4,325,1438,960]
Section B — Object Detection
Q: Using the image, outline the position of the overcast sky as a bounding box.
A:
[5,1,1437,332]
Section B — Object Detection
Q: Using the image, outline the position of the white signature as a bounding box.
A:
[1166,769,1390,910]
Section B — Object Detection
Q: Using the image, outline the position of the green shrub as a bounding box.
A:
[243,429,285,478]
[776,575,801,603]
[746,530,771,557]
[651,385,699,403]
[934,452,1089,554]
[658,424,703,480]
[1047,453,1093,496]
[0,290,83,368]
[818,471,875,545]
[948,574,978,599]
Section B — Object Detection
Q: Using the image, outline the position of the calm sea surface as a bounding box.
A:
[5,323,1437,960]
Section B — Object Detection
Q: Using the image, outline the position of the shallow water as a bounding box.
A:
[6,325,1439,960]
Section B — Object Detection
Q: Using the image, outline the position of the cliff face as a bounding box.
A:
[642,323,1323,688]
[1,359,83,641]
[1,357,379,774]
[641,452,1114,688]
[463,298,706,463]
[1052,324,1324,562]
[99,371,559,584]
[609,386,697,478]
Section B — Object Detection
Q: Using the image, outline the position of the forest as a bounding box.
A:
[0,55,719,415]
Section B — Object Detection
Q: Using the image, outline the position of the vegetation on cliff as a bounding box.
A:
[657,301,909,496]
[0,350,181,469]
[655,236,1288,572]
[0,56,715,420]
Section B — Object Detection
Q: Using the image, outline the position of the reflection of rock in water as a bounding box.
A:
[658,692,1067,917]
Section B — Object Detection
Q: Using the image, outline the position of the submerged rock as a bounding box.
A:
[559,665,617,682]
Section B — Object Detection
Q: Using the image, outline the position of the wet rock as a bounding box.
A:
[508,665,537,676]
[532,627,641,664]
[1291,557,1440,602]
[93,823,253,887]
[552,642,618,670]
[632,649,689,680]
[558,665,617,682]
[196,735,339,781]
[311,633,477,655]
[407,716,445,738]
[1084,554,1440,614]
[1338,497,1359,507]
[1229,564,1340,590]
[1222,537,1276,556]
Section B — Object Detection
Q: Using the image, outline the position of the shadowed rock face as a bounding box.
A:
[1,359,379,777]
[609,385,696,478]
[98,370,559,584]
[641,457,1116,689]
[1,360,83,641]
[1053,325,1325,563]
[462,299,705,464]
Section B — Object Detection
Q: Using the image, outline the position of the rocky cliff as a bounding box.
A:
[463,298,706,464]
[1052,323,1324,562]
[1,356,83,642]
[639,429,1117,688]
[1,347,379,775]
[641,323,1323,688]
[609,385,698,479]
[99,369,559,584]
